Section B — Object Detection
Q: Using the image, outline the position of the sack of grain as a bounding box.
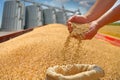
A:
[46,64,104,80]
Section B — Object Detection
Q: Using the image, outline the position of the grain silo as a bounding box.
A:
[43,8,56,25]
[56,11,66,24]
[25,4,43,29]
[1,0,25,31]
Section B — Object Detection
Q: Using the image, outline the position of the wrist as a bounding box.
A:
[92,21,101,31]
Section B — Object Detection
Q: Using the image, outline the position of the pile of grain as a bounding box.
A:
[99,25,120,38]
[0,24,120,80]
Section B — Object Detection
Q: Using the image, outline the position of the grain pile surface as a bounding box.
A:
[0,24,120,80]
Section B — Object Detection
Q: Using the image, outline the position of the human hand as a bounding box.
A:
[67,15,88,33]
[84,21,100,40]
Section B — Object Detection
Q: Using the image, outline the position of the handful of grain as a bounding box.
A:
[70,22,89,40]
[62,23,88,62]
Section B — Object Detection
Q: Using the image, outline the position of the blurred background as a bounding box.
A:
[0,0,120,37]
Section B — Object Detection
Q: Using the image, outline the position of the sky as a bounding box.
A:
[0,0,120,27]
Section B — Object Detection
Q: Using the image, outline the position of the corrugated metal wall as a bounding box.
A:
[1,1,25,31]
[25,5,43,28]
[56,11,66,24]
[1,1,77,30]
[43,8,56,25]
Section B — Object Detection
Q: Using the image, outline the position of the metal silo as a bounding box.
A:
[56,11,66,24]
[1,0,25,31]
[43,8,56,25]
[25,5,43,29]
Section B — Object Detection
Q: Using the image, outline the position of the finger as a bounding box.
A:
[68,15,85,23]
[68,15,76,21]
[69,15,78,22]
[67,22,73,33]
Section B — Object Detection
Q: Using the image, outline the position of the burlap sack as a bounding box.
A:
[46,64,104,80]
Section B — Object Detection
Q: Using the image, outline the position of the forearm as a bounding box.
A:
[96,4,120,29]
[84,0,117,22]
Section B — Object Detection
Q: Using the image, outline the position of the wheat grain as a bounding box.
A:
[0,24,119,80]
